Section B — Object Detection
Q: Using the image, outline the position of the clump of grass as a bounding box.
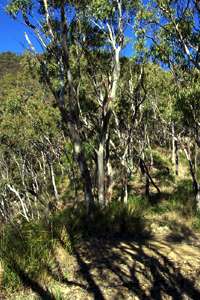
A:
[154,169,175,183]
[128,195,148,209]
[1,263,21,292]
[0,219,60,293]
[192,212,200,230]
[0,196,149,294]
[149,178,194,217]
[52,197,149,239]
[52,285,63,300]
[150,149,172,170]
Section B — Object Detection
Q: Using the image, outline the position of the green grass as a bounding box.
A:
[148,178,195,217]
[1,148,198,297]
[0,199,149,294]
[0,220,58,292]
[192,212,200,230]
[51,198,148,239]
[149,149,172,170]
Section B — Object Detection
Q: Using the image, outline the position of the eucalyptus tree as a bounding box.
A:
[139,0,200,72]
[111,58,147,202]
[137,1,200,204]
[139,0,200,146]
[6,0,142,208]
[174,71,200,208]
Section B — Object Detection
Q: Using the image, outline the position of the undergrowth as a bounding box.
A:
[1,179,200,296]
[0,198,148,293]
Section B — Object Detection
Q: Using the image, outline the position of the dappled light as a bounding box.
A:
[1,0,200,299]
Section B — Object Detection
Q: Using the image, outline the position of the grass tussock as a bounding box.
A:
[51,198,149,240]
[0,198,149,293]
[0,220,57,292]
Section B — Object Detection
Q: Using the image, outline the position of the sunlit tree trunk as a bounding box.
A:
[97,142,105,206]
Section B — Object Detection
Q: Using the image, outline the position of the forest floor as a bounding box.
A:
[4,155,200,300]
[6,212,200,300]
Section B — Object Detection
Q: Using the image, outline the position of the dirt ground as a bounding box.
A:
[7,221,200,300]
[56,234,200,300]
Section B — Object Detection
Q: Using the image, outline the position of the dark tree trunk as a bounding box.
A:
[184,147,200,211]
[145,174,150,199]
[175,140,179,176]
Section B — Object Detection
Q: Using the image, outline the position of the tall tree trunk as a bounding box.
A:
[183,147,200,211]
[194,142,198,173]
[59,4,94,211]
[106,134,115,202]
[73,137,94,211]
[0,260,3,289]
[49,163,59,202]
[172,122,176,165]
[100,48,120,205]
[145,174,150,199]
[97,142,105,206]
[123,173,128,204]
[107,159,115,202]
[175,140,179,176]
[172,123,179,176]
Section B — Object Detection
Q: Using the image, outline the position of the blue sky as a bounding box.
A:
[0,1,29,53]
[0,1,134,56]
[0,1,46,53]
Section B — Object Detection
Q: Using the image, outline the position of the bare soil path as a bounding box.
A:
[7,221,200,300]
[51,231,200,300]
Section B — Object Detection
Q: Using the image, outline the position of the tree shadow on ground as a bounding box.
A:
[164,220,200,246]
[5,260,56,300]
[4,227,200,300]
[149,192,171,205]
[2,200,200,300]
[48,230,200,300]
[148,178,194,208]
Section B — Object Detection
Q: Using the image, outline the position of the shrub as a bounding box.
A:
[52,199,148,239]
[0,197,149,293]
[146,149,172,170]
[0,220,57,292]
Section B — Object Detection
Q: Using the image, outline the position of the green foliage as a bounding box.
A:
[0,53,66,221]
[150,179,194,216]
[89,0,113,19]
[7,0,33,17]
[192,212,200,230]
[150,197,182,215]
[150,149,171,170]
[2,263,21,292]
[0,220,56,291]
[52,200,148,239]
[0,52,21,80]
[128,194,148,210]
[175,74,200,131]
[144,0,200,71]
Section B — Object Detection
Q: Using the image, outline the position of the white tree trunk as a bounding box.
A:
[97,143,105,206]
[172,122,176,165]
[50,163,59,201]
[7,184,29,221]
[107,159,115,202]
